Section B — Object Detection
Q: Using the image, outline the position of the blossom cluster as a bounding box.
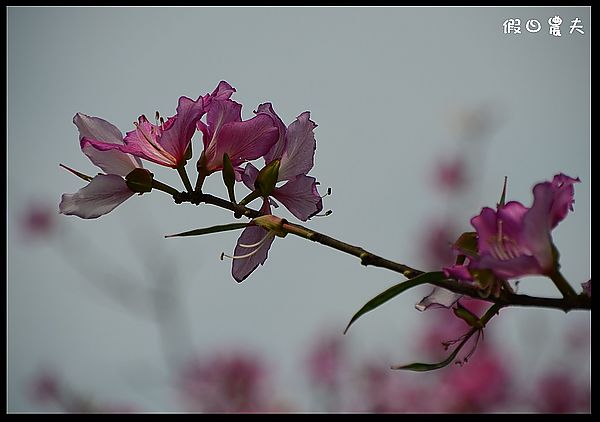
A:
[417,173,586,311]
[59,81,323,281]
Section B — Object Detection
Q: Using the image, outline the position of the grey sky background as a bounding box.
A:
[7,7,590,412]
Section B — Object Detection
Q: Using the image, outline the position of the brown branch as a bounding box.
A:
[167,189,591,313]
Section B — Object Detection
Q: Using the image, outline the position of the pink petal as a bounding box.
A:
[277,111,317,181]
[473,254,545,279]
[548,173,580,229]
[241,163,259,191]
[272,175,323,221]
[496,201,528,238]
[208,114,279,172]
[59,174,134,219]
[231,202,275,283]
[156,95,205,165]
[470,207,498,256]
[443,264,474,281]
[257,103,287,164]
[521,183,555,274]
[210,80,236,101]
[415,287,462,311]
[74,113,142,176]
[201,99,243,150]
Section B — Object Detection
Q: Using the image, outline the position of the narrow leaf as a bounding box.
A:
[391,345,462,372]
[392,329,476,372]
[165,223,249,238]
[344,271,446,334]
[497,176,508,207]
[60,163,93,182]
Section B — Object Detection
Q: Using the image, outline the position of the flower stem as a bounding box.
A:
[549,269,577,298]
[177,165,193,193]
[152,179,180,196]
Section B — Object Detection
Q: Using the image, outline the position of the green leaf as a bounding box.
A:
[59,163,93,182]
[497,176,508,207]
[392,328,478,372]
[391,344,463,372]
[344,271,446,335]
[165,223,249,238]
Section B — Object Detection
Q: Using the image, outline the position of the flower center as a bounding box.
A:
[488,220,521,261]
[133,114,178,165]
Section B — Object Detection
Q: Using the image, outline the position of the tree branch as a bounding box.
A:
[169,190,591,313]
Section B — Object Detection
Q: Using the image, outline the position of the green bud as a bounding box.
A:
[453,231,478,265]
[195,150,209,192]
[252,214,288,238]
[126,168,154,193]
[222,153,236,202]
[254,159,280,197]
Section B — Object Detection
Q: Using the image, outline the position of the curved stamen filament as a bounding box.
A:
[221,232,275,260]
[133,118,178,165]
[489,218,523,261]
[238,233,274,249]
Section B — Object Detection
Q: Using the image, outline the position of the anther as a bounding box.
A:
[320,187,332,198]
[314,210,333,217]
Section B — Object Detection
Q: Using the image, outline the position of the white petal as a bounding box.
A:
[74,113,142,176]
[59,174,135,219]
[415,287,462,311]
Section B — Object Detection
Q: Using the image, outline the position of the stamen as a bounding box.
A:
[314,210,333,217]
[320,187,332,198]
[132,117,177,164]
[238,233,274,249]
[491,243,509,261]
[220,232,275,260]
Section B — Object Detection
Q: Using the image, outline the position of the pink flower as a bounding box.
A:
[177,352,276,413]
[228,205,279,283]
[437,343,511,412]
[468,173,580,280]
[242,103,323,221]
[81,95,205,168]
[441,174,579,283]
[19,200,58,241]
[59,113,144,219]
[433,156,468,192]
[420,219,459,269]
[534,372,591,413]
[306,332,345,389]
[197,82,279,178]
[227,105,323,282]
[30,370,60,404]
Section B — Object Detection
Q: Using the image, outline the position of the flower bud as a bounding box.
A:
[453,231,478,265]
[222,153,236,202]
[254,159,280,197]
[125,168,154,193]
